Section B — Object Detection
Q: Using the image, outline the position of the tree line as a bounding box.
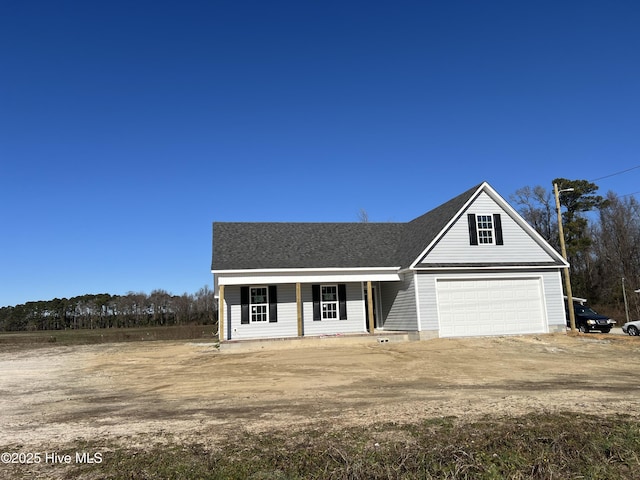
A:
[511,177,640,320]
[0,286,217,332]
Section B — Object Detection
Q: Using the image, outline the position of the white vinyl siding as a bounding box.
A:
[224,285,298,340]
[420,192,555,264]
[415,273,439,332]
[543,270,567,328]
[415,270,565,336]
[303,283,367,336]
[379,273,418,331]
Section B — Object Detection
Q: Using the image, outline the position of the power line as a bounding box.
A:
[621,190,640,198]
[590,164,640,182]
[588,164,640,198]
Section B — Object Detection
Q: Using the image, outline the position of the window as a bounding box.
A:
[467,213,504,246]
[321,285,338,319]
[312,284,347,321]
[250,287,268,322]
[240,286,277,324]
[476,215,494,244]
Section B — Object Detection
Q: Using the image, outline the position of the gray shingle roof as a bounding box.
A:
[212,222,404,269]
[395,183,481,268]
[211,184,482,271]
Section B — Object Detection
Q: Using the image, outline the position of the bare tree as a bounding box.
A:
[149,289,171,325]
[172,293,193,325]
[592,192,640,314]
[510,185,556,247]
[194,285,216,324]
[357,208,369,223]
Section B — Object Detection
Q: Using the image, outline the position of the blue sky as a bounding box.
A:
[2,1,640,307]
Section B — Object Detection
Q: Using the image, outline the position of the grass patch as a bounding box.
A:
[6,412,640,479]
[0,324,218,349]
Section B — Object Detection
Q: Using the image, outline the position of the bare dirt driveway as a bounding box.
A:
[1,332,640,454]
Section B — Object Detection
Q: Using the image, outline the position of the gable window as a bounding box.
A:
[467,213,504,246]
[312,284,347,321]
[240,286,278,324]
[476,215,494,244]
[250,287,268,322]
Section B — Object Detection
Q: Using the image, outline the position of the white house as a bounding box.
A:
[211,182,568,342]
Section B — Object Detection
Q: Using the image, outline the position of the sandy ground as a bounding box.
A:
[1,331,640,455]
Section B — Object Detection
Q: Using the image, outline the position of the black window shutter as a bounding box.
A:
[240,287,249,324]
[467,214,478,245]
[493,213,504,245]
[268,285,278,322]
[338,284,347,320]
[312,284,321,321]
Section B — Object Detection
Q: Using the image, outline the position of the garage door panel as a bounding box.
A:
[437,278,545,337]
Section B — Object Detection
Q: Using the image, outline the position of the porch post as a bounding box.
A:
[218,285,225,341]
[296,282,303,337]
[367,281,375,334]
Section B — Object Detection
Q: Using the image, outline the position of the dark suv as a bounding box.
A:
[566,302,616,333]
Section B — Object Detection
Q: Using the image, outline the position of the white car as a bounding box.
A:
[622,320,640,336]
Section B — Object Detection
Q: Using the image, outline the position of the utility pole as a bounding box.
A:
[622,277,630,324]
[554,183,577,333]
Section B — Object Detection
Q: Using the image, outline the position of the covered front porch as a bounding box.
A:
[216,269,414,341]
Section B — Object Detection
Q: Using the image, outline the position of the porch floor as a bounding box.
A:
[218,330,424,353]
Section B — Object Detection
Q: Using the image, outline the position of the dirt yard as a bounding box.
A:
[1,332,640,453]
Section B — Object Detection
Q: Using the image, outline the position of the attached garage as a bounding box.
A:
[436,277,546,337]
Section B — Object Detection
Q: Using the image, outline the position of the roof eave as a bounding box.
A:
[213,266,403,286]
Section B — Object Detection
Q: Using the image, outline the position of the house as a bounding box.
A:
[211,182,569,342]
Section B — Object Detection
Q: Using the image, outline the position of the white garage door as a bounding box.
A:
[436,277,546,337]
